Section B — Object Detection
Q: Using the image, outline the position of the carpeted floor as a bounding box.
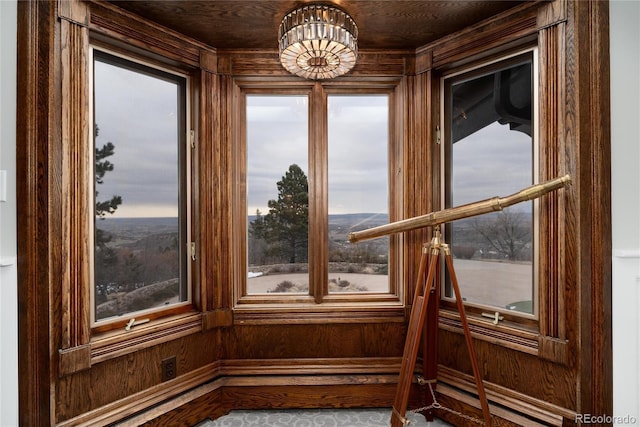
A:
[198,408,452,426]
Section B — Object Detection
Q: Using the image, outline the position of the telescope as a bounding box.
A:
[348,174,571,243]
[361,174,572,427]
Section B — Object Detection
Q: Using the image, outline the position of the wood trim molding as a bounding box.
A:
[232,304,406,325]
[16,0,56,424]
[218,49,411,78]
[572,0,612,418]
[219,357,402,377]
[199,49,217,74]
[438,365,576,424]
[537,0,568,30]
[58,344,91,377]
[56,361,223,426]
[416,3,540,72]
[59,13,91,352]
[56,357,402,426]
[197,70,218,312]
[90,313,203,363]
[88,1,202,67]
[439,313,539,356]
[538,21,568,344]
[57,0,88,27]
[202,309,233,329]
[538,336,569,365]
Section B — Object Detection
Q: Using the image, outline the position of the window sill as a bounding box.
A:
[232,301,406,325]
[439,309,539,355]
[90,311,202,364]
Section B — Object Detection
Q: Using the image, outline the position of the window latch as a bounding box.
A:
[190,130,195,149]
[190,242,197,261]
[125,318,150,331]
[481,311,504,325]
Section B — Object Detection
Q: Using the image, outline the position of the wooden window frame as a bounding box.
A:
[231,80,407,324]
[89,46,194,332]
[439,47,540,330]
[50,1,221,374]
[418,14,571,362]
[85,39,202,357]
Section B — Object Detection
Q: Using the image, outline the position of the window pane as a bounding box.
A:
[246,96,309,294]
[93,51,187,322]
[328,95,389,293]
[445,54,535,314]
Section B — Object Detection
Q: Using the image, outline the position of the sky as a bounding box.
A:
[94,56,182,218]
[246,94,389,216]
[452,121,533,210]
[94,54,533,221]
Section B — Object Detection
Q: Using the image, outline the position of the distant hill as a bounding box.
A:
[248,213,389,231]
[95,217,178,235]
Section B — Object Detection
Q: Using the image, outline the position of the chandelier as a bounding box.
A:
[278,4,358,80]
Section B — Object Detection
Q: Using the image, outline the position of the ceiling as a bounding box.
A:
[107,1,527,51]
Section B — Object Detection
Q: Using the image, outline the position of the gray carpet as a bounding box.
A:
[199,408,452,426]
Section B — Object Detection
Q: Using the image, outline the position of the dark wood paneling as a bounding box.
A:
[56,331,218,422]
[141,388,227,427]
[224,324,408,360]
[438,330,576,410]
[570,0,612,419]
[16,1,56,425]
[222,384,398,409]
[16,0,611,425]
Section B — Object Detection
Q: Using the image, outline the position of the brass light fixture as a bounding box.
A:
[278,4,358,80]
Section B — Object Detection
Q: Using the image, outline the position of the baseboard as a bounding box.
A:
[55,358,578,426]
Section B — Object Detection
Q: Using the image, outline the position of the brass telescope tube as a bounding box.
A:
[348,174,571,243]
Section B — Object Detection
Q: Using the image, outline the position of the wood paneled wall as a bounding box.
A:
[15,1,611,426]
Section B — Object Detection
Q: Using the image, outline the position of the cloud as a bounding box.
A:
[451,121,533,211]
[246,94,390,215]
[94,56,183,218]
[94,61,533,221]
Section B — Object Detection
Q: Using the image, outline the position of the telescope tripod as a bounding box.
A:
[390,226,492,427]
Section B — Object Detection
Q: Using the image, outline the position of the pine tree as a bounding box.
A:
[94,125,123,301]
[250,164,309,264]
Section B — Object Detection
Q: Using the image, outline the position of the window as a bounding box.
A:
[442,49,537,317]
[246,95,309,294]
[243,89,394,302]
[327,95,389,293]
[91,49,191,326]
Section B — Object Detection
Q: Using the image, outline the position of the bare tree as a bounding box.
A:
[472,208,531,261]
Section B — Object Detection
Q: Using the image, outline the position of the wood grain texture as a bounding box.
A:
[59,12,91,354]
[88,1,203,67]
[106,1,525,51]
[197,70,217,312]
[538,21,565,342]
[422,2,540,70]
[438,329,577,411]
[16,0,56,424]
[16,0,612,425]
[569,0,612,419]
[223,323,408,360]
[56,331,218,422]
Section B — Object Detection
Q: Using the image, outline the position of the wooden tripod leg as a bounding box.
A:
[445,250,492,427]
[390,245,440,427]
[422,247,441,420]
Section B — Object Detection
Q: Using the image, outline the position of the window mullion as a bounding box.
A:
[309,83,329,302]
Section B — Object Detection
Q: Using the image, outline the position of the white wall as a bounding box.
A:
[611,0,640,425]
[0,1,18,426]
